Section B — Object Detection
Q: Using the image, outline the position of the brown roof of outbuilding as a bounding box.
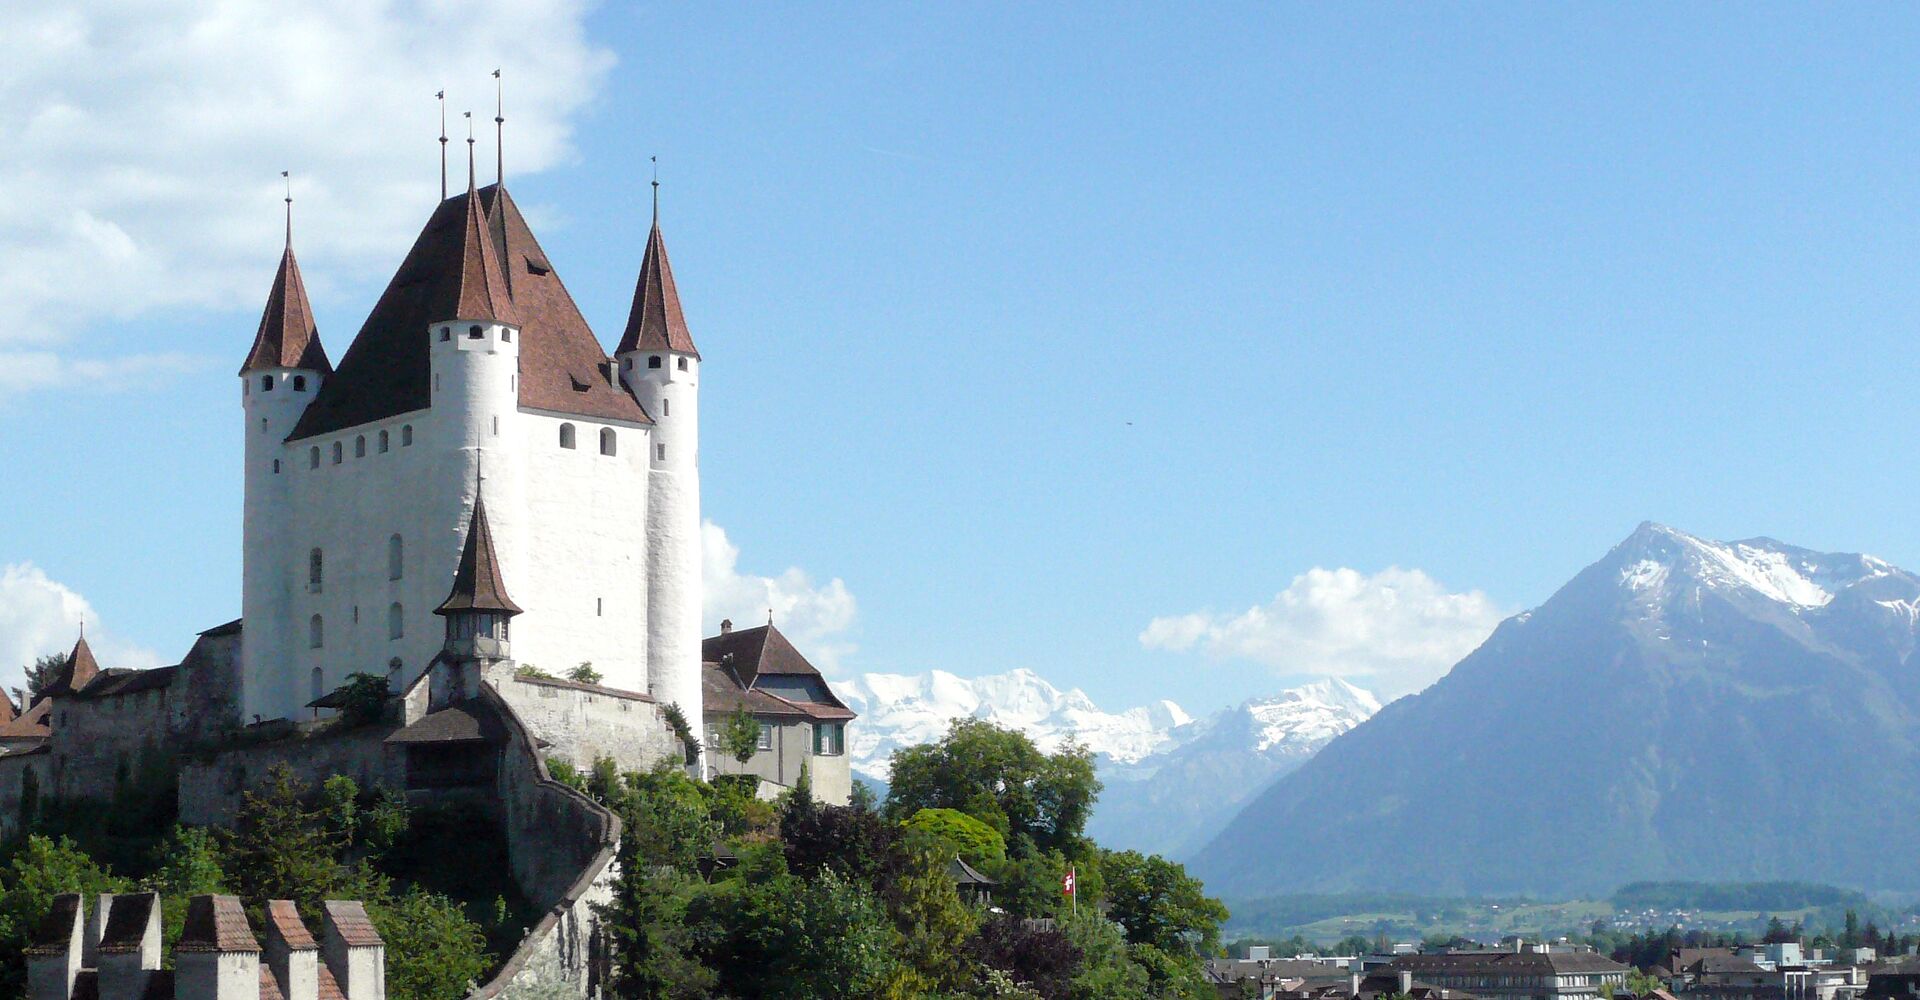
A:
[265,900,317,950]
[258,965,284,1000]
[0,698,51,739]
[97,892,158,953]
[240,244,332,375]
[616,221,699,358]
[24,892,81,955]
[74,666,177,700]
[385,698,508,745]
[323,900,383,947]
[436,493,522,616]
[288,184,648,441]
[175,895,260,953]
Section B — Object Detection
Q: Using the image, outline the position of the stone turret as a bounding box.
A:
[616,210,703,757]
[433,487,521,707]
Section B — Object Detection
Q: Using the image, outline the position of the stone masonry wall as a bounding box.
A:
[494,672,678,774]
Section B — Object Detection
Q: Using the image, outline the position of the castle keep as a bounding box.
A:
[1,154,859,996]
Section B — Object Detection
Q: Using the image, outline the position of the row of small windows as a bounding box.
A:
[623,355,689,372]
[253,374,309,393]
[438,324,513,342]
[557,423,623,456]
[307,536,405,594]
[308,602,406,649]
[306,426,413,469]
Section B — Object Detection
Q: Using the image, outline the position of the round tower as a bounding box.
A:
[238,231,331,727]
[617,207,704,747]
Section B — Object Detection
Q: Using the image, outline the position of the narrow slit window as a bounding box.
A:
[309,549,323,593]
[600,428,617,456]
[309,447,320,469]
[378,430,390,453]
[402,425,413,446]
[331,442,342,464]
[656,443,666,461]
[309,616,324,649]
[355,435,366,458]
[388,602,404,640]
[388,534,404,580]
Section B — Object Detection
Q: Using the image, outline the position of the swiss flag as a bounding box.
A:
[1062,867,1076,896]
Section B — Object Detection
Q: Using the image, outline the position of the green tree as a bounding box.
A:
[696,846,899,1000]
[145,826,227,952]
[884,718,1100,856]
[901,807,1007,871]
[716,707,761,765]
[1058,913,1151,1000]
[1100,850,1227,959]
[620,764,722,872]
[598,867,717,1000]
[568,662,603,685]
[0,835,129,994]
[21,653,65,704]
[370,886,494,1000]
[218,764,351,910]
[882,839,981,994]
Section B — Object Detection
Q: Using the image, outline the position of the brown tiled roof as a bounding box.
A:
[323,900,383,948]
[97,892,158,952]
[265,900,317,950]
[289,184,648,441]
[700,624,856,721]
[75,666,177,700]
[240,244,332,375]
[0,689,15,724]
[317,966,345,1000]
[41,636,101,700]
[616,221,699,358]
[175,895,260,953]
[258,965,285,1000]
[436,492,522,616]
[386,699,508,745]
[0,698,52,739]
[1393,952,1631,977]
[25,892,81,955]
[702,661,856,722]
[703,624,824,683]
[449,176,518,326]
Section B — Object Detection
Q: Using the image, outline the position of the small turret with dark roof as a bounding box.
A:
[440,175,519,328]
[240,236,332,376]
[437,492,522,618]
[616,220,699,359]
[40,636,100,702]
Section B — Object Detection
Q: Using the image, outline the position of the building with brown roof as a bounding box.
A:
[1387,945,1631,1000]
[701,620,857,803]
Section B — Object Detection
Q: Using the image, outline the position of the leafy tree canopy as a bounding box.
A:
[883,718,1100,857]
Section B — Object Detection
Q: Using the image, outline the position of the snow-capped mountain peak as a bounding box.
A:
[1612,522,1892,610]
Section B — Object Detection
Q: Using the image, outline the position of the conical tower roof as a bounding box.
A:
[239,243,332,375]
[436,493,522,617]
[443,176,519,326]
[41,635,100,700]
[616,221,699,358]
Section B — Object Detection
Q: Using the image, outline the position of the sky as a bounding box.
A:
[6,3,1920,714]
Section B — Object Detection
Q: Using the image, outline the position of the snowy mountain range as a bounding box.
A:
[1195,523,1920,896]
[837,669,1379,855]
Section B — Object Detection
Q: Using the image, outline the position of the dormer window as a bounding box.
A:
[649,356,662,369]
[678,357,688,371]
[501,330,512,343]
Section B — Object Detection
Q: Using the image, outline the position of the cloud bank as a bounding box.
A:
[0,563,161,701]
[0,1,613,394]
[1141,567,1505,697]
[702,522,858,672]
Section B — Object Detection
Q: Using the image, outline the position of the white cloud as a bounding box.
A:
[0,563,162,701]
[702,522,858,672]
[0,1,613,378]
[1140,567,1506,697]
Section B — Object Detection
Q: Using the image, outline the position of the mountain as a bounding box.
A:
[1091,678,1381,857]
[1192,523,1920,898]
[838,669,1377,855]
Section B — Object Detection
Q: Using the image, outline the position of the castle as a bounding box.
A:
[0,148,860,996]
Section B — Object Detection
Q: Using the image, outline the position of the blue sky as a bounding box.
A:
[6,4,1920,713]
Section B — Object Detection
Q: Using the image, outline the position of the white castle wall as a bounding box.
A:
[243,322,664,721]
[240,367,325,725]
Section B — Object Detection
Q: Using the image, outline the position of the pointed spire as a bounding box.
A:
[436,490,522,617]
[441,170,519,326]
[616,197,699,358]
[41,635,100,701]
[240,187,332,376]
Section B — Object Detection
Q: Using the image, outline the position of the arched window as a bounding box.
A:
[559,424,576,449]
[677,357,688,371]
[262,375,274,392]
[468,325,483,339]
[354,435,366,458]
[308,549,323,593]
[648,355,662,369]
[309,615,324,649]
[378,430,390,453]
[309,447,320,469]
[293,375,307,391]
[388,534,404,580]
[388,602,404,640]
[331,442,342,464]
[600,428,617,456]
[402,425,413,446]
[310,666,324,701]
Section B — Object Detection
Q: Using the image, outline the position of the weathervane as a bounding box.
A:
[437,89,448,200]
[281,170,292,246]
[651,155,660,223]
[493,69,505,187]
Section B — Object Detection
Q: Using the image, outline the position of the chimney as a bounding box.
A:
[24,893,83,1000]
[96,892,162,1000]
[174,895,262,1000]
[84,893,112,968]
[720,618,733,635]
[1398,971,1414,995]
[265,900,320,1000]
[322,901,386,1000]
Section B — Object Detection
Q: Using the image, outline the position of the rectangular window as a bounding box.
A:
[813,723,844,756]
[757,723,773,751]
[656,443,666,461]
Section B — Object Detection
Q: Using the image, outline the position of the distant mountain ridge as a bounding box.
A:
[1193,523,1920,897]
[838,669,1378,855]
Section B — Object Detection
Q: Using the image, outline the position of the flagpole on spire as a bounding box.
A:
[651,155,659,224]
[493,69,504,188]
[281,171,292,247]
[437,90,448,200]
[465,111,476,188]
